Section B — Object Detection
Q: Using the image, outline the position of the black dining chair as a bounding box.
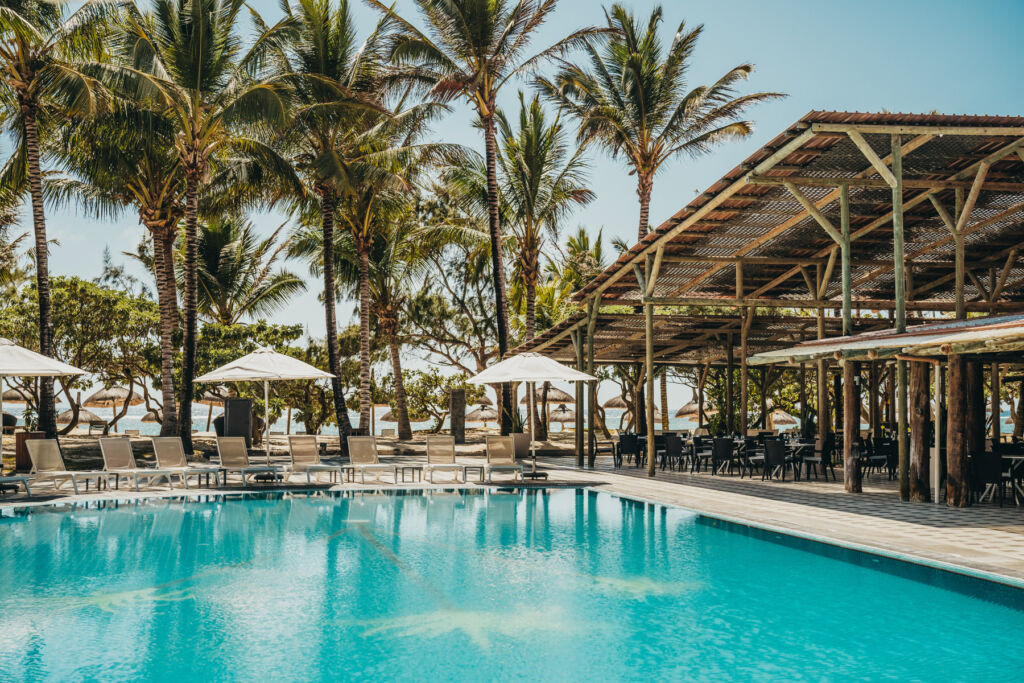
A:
[617,433,639,468]
[740,437,764,478]
[971,451,1010,507]
[711,437,739,476]
[803,435,837,481]
[691,436,713,473]
[658,433,684,471]
[762,438,795,481]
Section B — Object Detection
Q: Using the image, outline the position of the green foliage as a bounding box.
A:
[401,368,484,432]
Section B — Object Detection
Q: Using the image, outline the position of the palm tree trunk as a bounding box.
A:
[319,188,353,438]
[636,171,654,240]
[21,105,57,438]
[482,115,515,434]
[525,279,536,340]
[357,243,372,432]
[387,329,412,440]
[150,228,179,437]
[179,174,199,453]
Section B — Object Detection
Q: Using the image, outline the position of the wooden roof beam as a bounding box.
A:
[846,130,898,187]
[750,175,1024,192]
[812,122,1024,136]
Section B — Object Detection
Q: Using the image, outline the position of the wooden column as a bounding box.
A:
[897,359,910,500]
[932,362,945,504]
[799,363,808,438]
[586,301,597,466]
[833,371,843,434]
[572,329,584,467]
[869,362,880,440]
[817,361,830,439]
[954,187,966,319]
[966,361,985,458]
[909,360,931,502]
[843,360,862,493]
[946,355,969,507]
[697,362,708,431]
[644,299,656,477]
[891,135,906,332]
[992,363,1000,444]
[725,336,734,435]
[840,183,853,336]
[740,310,750,436]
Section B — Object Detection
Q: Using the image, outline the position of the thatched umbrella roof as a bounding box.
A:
[520,386,574,405]
[466,407,499,422]
[602,395,628,409]
[770,409,799,426]
[57,408,106,426]
[1,388,32,403]
[83,386,142,408]
[196,391,226,406]
[141,410,162,423]
[378,410,396,422]
[474,394,494,407]
[548,404,576,422]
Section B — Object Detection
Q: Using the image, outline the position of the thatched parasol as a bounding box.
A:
[474,394,494,407]
[770,409,799,427]
[466,406,499,424]
[1,387,32,403]
[520,386,574,405]
[196,391,226,406]
[378,409,396,422]
[141,410,162,423]
[548,404,576,423]
[57,408,106,426]
[602,395,628,409]
[83,386,142,408]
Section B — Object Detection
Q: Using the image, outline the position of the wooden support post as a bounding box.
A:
[815,264,829,439]
[698,363,708,430]
[644,299,656,477]
[799,363,808,439]
[909,361,931,502]
[946,355,969,507]
[840,183,853,336]
[892,135,906,332]
[869,362,880,440]
[992,362,1000,443]
[954,188,966,319]
[725,336,734,435]
[586,301,597,466]
[932,363,945,504]
[898,359,909,500]
[740,308,751,436]
[572,329,584,467]
[833,371,843,435]
[966,361,985,458]
[844,360,862,493]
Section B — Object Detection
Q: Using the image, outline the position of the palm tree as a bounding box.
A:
[265,0,395,439]
[367,0,602,432]
[0,0,116,437]
[538,4,783,239]
[50,108,184,436]
[118,0,297,450]
[497,93,592,338]
[189,217,306,325]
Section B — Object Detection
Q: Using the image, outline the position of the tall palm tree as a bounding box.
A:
[367,0,602,432]
[0,0,116,437]
[538,4,783,239]
[118,0,297,450]
[265,0,394,439]
[189,217,306,325]
[497,93,591,339]
[50,108,184,436]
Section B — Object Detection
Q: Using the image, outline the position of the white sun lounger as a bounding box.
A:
[287,435,344,484]
[26,439,111,494]
[152,437,223,488]
[216,437,282,485]
[0,476,31,497]
[347,436,396,484]
[424,435,464,483]
[99,437,174,491]
[485,436,523,483]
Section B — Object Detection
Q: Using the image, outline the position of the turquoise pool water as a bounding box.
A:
[1,489,1022,681]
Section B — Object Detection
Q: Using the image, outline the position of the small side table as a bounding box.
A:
[399,465,423,483]
[464,465,485,482]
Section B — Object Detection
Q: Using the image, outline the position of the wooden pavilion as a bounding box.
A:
[512,111,1024,505]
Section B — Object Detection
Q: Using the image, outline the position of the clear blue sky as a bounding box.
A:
[29,0,1024,343]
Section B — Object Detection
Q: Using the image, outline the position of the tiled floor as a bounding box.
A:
[539,456,1024,584]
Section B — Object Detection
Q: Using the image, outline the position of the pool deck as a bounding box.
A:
[3,452,1023,587]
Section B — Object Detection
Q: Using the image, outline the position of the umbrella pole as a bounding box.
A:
[264,380,270,466]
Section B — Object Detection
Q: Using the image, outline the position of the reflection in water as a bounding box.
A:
[2,489,1020,682]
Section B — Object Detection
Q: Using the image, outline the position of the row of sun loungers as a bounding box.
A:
[4,434,524,497]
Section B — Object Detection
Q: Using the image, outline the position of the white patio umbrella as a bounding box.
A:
[469,352,596,477]
[0,337,86,455]
[194,346,334,464]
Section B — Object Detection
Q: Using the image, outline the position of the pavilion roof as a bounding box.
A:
[748,313,1024,365]
[572,111,1024,313]
[510,312,887,366]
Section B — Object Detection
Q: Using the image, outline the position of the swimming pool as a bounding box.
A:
[1,489,1021,681]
